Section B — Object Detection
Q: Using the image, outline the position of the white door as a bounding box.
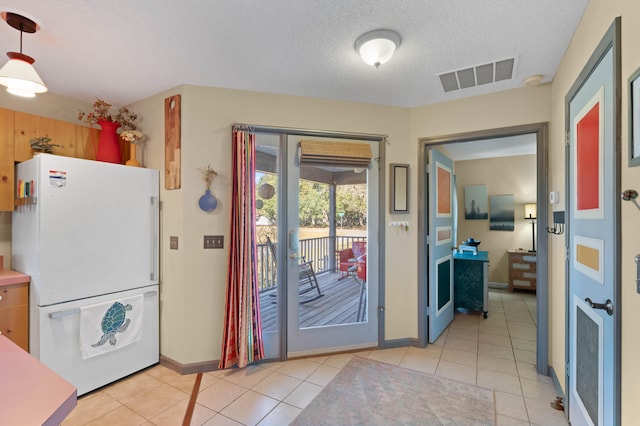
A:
[427,149,455,342]
[566,20,620,426]
[286,136,379,356]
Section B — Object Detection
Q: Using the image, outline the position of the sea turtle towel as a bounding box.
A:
[79,294,144,360]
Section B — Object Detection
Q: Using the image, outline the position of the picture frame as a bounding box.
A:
[464,184,488,219]
[489,194,515,231]
[390,163,409,213]
[629,67,640,166]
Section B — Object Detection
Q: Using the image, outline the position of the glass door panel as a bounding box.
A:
[255,133,281,359]
[286,135,379,356]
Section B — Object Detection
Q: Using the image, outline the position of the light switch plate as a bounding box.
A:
[204,235,224,249]
[169,236,178,250]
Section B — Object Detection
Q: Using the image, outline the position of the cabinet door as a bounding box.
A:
[0,305,28,351]
[0,283,29,308]
[0,108,14,211]
[0,282,29,352]
[14,112,100,161]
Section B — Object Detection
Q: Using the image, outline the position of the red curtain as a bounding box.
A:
[219,130,264,369]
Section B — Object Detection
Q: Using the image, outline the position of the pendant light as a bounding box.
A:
[355,29,401,68]
[0,12,47,97]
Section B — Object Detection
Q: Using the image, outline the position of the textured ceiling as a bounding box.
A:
[0,1,588,108]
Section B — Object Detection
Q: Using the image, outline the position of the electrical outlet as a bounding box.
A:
[170,236,178,250]
[204,235,224,249]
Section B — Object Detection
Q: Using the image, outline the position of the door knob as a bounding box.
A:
[585,298,614,316]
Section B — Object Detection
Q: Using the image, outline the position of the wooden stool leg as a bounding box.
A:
[182,372,203,426]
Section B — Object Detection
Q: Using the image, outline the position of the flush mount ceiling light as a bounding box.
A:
[355,29,401,68]
[0,12,47,97]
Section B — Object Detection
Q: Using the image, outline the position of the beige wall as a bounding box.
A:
[0,84,549,365]
[455,155,537,284]
[549,0,640,422]
[126,85,411,363]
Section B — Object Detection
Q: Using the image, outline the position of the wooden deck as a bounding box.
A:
[259,270,367,332]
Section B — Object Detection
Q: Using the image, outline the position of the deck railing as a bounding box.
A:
[257,235,366,292]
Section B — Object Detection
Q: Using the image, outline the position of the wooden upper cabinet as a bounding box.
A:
[14,112,99,162]
[0,109,100,211]
[0,108,14,211]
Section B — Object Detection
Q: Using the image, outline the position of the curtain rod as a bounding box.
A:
[232,123,387,143]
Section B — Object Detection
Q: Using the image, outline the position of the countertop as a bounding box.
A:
[0,335,77,425]
[0,269,30,287]
[453,250,489,262]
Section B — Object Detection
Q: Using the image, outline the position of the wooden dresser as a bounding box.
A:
[508,250,537,292]
[0,269,30,351]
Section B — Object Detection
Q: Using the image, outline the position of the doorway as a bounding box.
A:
[417,123,549,375]
[252,127,385,360]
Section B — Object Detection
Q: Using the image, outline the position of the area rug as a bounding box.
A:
[291,356,495,425]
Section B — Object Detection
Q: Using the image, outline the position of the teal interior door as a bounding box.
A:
[428,149,455,342]
[566,19,620,426]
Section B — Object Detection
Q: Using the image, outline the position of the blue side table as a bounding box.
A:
[453,251,489,318]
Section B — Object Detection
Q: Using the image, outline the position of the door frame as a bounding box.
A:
[563,17,621,424]
[246,124,387,361]
[285,135,381,356]
[417,122,549,375]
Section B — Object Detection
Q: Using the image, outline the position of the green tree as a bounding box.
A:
[256,173,367,229]
[336,184,367,227]
[256,173,278,224]
[299,181,329,226]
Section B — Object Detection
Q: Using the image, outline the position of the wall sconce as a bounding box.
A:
[355,29,401,68]
[0,12,47,97]
[524,203,537,252]
[198,165,218,212]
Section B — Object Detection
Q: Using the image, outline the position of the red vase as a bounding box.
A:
[96,120,122,164]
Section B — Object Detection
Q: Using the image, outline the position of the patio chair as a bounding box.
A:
[265,236,324,304]
[355,253,367,322]
[338,241,367,280]
[337,247,355,279]
[298,258,324,304]
[338,241,367,321]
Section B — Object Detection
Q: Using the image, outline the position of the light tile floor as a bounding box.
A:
[62,289,567,426]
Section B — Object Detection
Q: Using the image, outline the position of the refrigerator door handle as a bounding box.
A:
[150,196,159,282]
[48,291,158,319]
[49,308,80,319]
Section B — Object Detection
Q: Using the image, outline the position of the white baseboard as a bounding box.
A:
[489,282,508,289]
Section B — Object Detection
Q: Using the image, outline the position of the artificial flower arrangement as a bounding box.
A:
[120,130,144,144]
[200,165,219,190]
[78,98,139,131]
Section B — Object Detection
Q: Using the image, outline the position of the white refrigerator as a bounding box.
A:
[12,154,160,396]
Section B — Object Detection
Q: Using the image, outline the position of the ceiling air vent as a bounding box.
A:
[438,57,516,93]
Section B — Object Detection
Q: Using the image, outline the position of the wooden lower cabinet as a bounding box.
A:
[508,250,537,291]
[0,282,29,352]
